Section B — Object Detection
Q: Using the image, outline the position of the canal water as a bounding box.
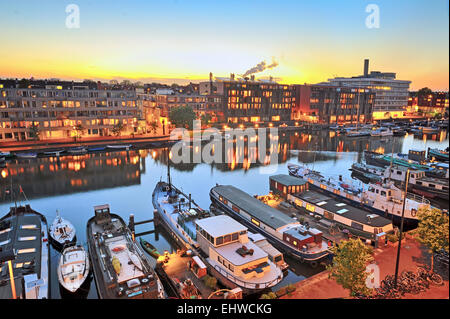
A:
[1,129,448,299]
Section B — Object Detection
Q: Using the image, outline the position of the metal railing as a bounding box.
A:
[213,264,281,290]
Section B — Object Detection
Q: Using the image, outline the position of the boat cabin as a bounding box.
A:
[269,174,309,199]
[195,215,273,281]
[383,166,425,183]
[408,150,426,162]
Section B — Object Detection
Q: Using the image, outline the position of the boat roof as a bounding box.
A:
[195,215,246,238]
[295,190,391,227]
[0,206,45,299]
[269,174,308,187]
[212,185,298,230]
[212,240,267,266]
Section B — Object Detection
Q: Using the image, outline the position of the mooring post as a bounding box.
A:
[129,214,135,241]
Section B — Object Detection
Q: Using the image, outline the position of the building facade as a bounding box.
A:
[0,79,145,142]
[324,59,411,120]
[292,84,375,124]
[200,75,295,124]
[407,91,449,118]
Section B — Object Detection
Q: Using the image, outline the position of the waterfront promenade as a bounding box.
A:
[281,234,449,299]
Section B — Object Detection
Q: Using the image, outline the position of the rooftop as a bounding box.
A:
[270,174,308,187]
[212,185,298,230]
[295,190,392,227]
[195,215,246,238]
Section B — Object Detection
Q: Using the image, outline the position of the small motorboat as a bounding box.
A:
[49,210,76,248]
[0,151,13,159]
[67,147,87,155]
[106,144,132,150]
[43,149,65,157]
[87,146,106,152]
[15,152,37,159]
[58,244,90,293]
[139,237,161,259]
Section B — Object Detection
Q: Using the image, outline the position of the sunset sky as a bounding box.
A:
[0,0,448,90]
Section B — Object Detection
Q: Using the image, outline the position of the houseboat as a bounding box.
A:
[383,166,449,201]
[195,215,283,293]
[350,162,383,183]
[288,163,431,228]
[427,148,449,163]
[210,184,330,266]
[152,182,283,294]
[0,205,50,299]
[86,204,166,299]
[269,174,394,246]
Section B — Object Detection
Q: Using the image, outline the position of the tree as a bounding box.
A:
[200,113,212,125]
[418,87,433,96]
[149,120,159,134]
[111,122,125,137]
[327,238,374,296]
[414,206,449,270]
[169,106,196,129]
[28,123,40,141]
[74,124,85,141]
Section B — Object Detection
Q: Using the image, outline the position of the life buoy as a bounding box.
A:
[310,261,318,268]
[411,209,417,217]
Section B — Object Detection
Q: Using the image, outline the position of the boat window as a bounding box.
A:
[274,255,282,263]
[224,234,232,243]
[429,184,435,188]
[232,205,240,213]
[416,181,422,185]
[239,230,247,236]
[21,224,37,230]
[381,191,386,196]
[18,236,36,241]
[216,236,224,245]
[232,233,239,241]
[228,264,234,272]
[376,189,379,194]
[397,171,401,175]
[218,256,223,264]
[251,218,260,227]
[351,221,363,230]
[17,248,36,254]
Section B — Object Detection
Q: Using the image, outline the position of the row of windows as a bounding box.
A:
[217,255,234,272]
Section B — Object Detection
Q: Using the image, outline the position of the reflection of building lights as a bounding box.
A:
[169,151,172,160]
[1,169,8,178]
[268,123,273,127]
[152,151,157,158]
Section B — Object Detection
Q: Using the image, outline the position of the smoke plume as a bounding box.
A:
[242,58,278,77]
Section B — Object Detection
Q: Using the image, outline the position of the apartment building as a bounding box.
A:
[324,59,411,120]
[0,79,145,141]
[199,73,295,124]
[292,84,375,124]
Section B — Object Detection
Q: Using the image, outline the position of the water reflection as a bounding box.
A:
[0,151,146,203]
[0,129,447,298]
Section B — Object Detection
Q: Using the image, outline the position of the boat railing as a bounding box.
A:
[406,192,430,204]
[212,264,280,290]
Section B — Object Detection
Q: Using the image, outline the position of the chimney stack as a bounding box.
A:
[364,59,369,77]
[230,73,235,81]
[250,75,255,81]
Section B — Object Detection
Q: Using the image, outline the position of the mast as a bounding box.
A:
[167,147,171,187]
[387,140,395,183]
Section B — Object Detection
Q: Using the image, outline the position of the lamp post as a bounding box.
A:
[394,168,410,288]
[0,249,17,299]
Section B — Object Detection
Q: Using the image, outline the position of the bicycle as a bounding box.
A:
[417,265,444,286]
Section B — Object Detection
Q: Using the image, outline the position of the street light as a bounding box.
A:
[394,168,410,288]
[0,249,17,299]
